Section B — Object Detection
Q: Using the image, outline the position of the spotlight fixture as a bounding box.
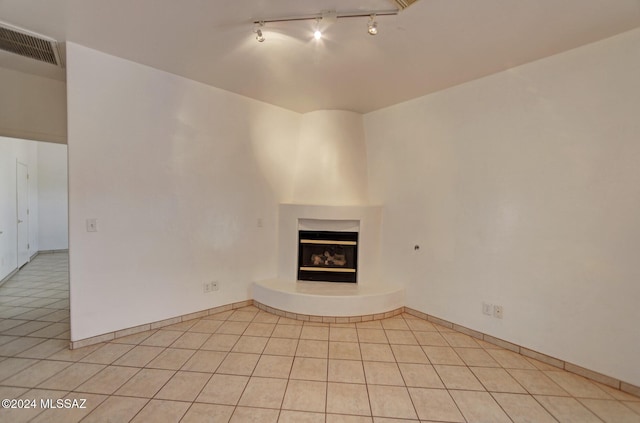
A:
[254,22,265,42]
[313,18,322,40]
[367,15,378,35]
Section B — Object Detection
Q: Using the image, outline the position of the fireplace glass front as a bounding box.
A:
[297,230,358,283]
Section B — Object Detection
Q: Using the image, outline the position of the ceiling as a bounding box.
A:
[1,0,639,113]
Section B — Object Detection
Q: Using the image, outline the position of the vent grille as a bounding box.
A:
[393,0,419,10]
[0,22,63,67]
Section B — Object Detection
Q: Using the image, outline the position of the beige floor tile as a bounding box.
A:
[146,347,195,370]
[115,368,175,397]
[441,332,481,348]
[357,329,388,343]
[140,329,184,347]
[217,352,260,376]
[2,359,70,387]
[493,392,558,423]
[190,319,225,333]
[0,336,46,356]
[450,390,511,423]
[408,387,465,422]
[170,331,211,349]
[232,336,268,354]
[0,357,40,381]
[206,310,234,321]
[110,330,156,345]
[180,403,234,423]
[381,317,410,330]
[398,363,445,389]
[282,379,327,412]
[45,342,104,362]
[470,366,527,393]
[578,398,640,423]
[329,359,366,383]
[597,383,640,401]
[405,318,437,332]
[391,344,429,364]
[228,310,257,322]
[327,382,371,415]
[81,395,148,423]
[252,312,280,324]
[279,410,325,423]
[272,324,303,339]
[454,347,500,367]
[488,349,538,369]
[326,415,373,423]
[238,376,287,408]
[200,333,240,351]
[330,327,358,342]
[623,401,640,413]
[360,343,395,362]
[197,373,249,405]
[243,322,275,337]
[131,399,190,423]
[263,337,298,356]
[422,346,464,365]
[28,322,69,338]
[363,361,404,386]
[163,320,197,331]
[290,357,327,381]
[79,342,134,364]
[356,320,382,329]
[508,369,570,396]
[181,350,226,372]
[229,406,279,422]
[15,338,68,359]
[75,365,139,394]
[329,341,361,360]
[544,370,613,399]
[434,364,485,391]
[369,385,418,419]
[155,371,211,401]
[535,395,603,422]
[277,317,304,326]
[301,325,329,340]
[385,330,418,345]
[296,339,329,358]
[38,362,105,390]
[113,345,164,367]
[216,321,249,335]
[253,354,293,378]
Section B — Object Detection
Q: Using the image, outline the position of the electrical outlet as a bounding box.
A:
[482,302,493,316]
[203,282,212,293]
[212,281,219,291]
[86,218,98,232]
[493,305,504,319]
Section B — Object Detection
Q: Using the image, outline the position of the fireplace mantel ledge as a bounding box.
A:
[252,279,404,317]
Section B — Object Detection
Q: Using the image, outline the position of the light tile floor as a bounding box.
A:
[0,253,639,422]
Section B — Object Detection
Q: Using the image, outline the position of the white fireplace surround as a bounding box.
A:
[253,204,404,316]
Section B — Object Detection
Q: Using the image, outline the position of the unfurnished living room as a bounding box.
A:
[1,0,640,422]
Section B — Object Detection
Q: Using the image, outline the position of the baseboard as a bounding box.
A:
[38,249,69,254]
[0,267,19,287]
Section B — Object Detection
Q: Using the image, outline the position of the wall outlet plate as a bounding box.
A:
[493,305,504,319]
[482,302,493,316]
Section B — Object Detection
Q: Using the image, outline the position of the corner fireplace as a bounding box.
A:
[297,230,358,283]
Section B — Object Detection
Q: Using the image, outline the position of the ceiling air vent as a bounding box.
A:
[393,0,419,10]
[0,21,64,67]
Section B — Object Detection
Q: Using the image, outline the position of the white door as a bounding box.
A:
[17,162,29,267]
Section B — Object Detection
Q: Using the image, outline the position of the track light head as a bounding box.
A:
[368,15,378,35]
[254,22,265,42]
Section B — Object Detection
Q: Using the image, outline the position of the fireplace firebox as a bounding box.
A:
[297,230,358,283]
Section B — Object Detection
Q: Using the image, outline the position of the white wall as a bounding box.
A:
[38,142,68,251]
[292,110,369,205]
[0,67,67,144]
[0,137,39,280]
[364,28,640,386]
[66,43,300,341]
